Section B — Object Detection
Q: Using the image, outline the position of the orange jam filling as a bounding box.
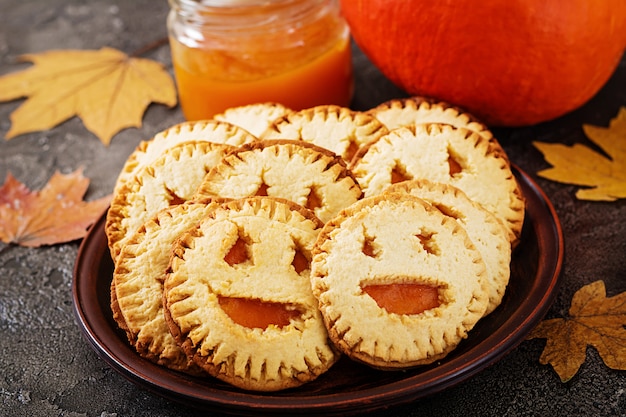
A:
[224,236,248,266]
[362,283,441,315]
[390,164,412,184]
[306,187,322,212]
[292,249,309,274]
[218,296,300,329]
[170,34,353,120]
[254,182,269,196]
[448,154,463,176]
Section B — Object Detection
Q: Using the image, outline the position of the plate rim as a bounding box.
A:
[72,164,564,415]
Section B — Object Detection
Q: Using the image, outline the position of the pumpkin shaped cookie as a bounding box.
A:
[106,141,234,262]
[194,140,362,223]
[385,179,511,315]
[351,123,525,245]
[114,119,256,193]
[311,193,489,369]
[111,199,224,375]
[163,197,339,391]
[214,102,292,137]
[260,105,389,163]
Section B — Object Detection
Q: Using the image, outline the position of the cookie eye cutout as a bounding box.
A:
[292,245,309,274]
[447,147,465,177]
[345,139,360,163]
[224,234,250,266]
[391,162,412,184]
[362,232,381,258]
[218,296,302,329]
[415,230,440,255]
[305,186,323,211]
[166,187,186,206]
[432,202,465,222]
[361,281,444,315]
[254,182,269,196]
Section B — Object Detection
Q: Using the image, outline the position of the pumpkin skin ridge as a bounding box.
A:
[341,0,626,126]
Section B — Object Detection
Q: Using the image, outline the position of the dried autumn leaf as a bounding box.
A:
[533,107,626,201]
[0,47,177,145]
[0,170,110,247]
[528,280,626,382]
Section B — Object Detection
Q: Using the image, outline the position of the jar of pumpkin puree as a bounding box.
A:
[167,0,354,120]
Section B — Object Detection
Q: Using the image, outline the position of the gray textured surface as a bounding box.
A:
[1,1,625,416]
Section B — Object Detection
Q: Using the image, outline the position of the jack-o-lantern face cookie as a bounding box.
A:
[106,141,234,262]
[194,140,362,223]
[113,119,256,193]
[111,199,224,375]
[310,193,489,369]
[214,102,292,137]
[385,179,512,315]
[163,197,339,391]
[351,123,525,245]
[260,105,389,164]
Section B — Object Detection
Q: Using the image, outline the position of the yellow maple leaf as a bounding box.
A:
[0,47,177,145]
[527,280,626,382]
[0,169,110,247]
[533,107,626,201]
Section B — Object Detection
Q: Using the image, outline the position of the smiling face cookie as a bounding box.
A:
[311,193,489,369]
[163,197,339,391]
[351,123,525,245]
[385,179,512,315]
[106,141,234,262]
[114,119,256,193]
[194,140,362,223]
[260,105,389,164]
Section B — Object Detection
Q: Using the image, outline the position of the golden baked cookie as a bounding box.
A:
[351,123,525,244]
[106,141,234,262]
[111,199,224,375]
[311,193,489,369]
[163,197,339,391]
[385,179,511,315]
[214,102,292,137]
[260,105,389,164]
[194,140,362,223]
[367,96,511,160]
[113,119,256,193]
[368,96,494,140]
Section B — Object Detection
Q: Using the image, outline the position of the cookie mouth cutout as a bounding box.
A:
[361,281,446,315]
[218,296,303,330]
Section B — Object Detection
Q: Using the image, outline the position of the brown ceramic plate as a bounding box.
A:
[72,164,563,416]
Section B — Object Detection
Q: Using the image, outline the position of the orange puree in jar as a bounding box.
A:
[167,0,354,120]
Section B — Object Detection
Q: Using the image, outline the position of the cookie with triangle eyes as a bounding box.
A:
[163,197,340,391]
[113,119,256,194]
[111,199,225,375]
[310,193,490,369]
[351,123,525,246]
[214,102,293,137]
[193,139,362,223]
[106,140,234,262]
[385,179,512,316]
[260,104,389,164]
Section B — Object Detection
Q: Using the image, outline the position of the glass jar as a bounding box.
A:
[167,0,354,121]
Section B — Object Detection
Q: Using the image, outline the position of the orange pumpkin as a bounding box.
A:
[341,0,626,126]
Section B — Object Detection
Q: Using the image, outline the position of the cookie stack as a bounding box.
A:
[105,97,525,391]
